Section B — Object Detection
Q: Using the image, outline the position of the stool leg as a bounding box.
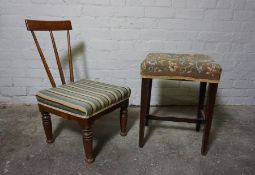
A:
[196,82,207,131]
[201,83,218,155]
[145,79,152,126]
[139,78,152,147]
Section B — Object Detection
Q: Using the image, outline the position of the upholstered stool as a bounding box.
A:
[139,53,222,155]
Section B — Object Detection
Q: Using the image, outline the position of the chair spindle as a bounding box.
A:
[31,31,56,87]
[67,30,74,82]
[49,31,66,85]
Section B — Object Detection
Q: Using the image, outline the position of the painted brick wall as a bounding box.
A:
[1,0,255,105]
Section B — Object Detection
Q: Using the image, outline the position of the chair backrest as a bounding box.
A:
[25,19,74,87]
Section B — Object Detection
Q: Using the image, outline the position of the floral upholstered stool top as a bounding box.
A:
[139,53,222,156]
[141,53,222,83]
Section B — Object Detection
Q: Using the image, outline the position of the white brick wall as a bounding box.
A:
[0,0,255,105]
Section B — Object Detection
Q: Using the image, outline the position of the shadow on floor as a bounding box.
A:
[208,106,232,149]
[144,106,198,144]
[143,105,228,153]
[52,108,138,157]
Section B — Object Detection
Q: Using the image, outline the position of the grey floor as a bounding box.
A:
[0,104,255,175]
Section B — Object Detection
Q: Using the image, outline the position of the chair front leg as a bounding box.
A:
[201,83,218,155]
[41,112,54,143]
[120,100,129,136]
[80,123,94,163]
[196,82,207,131]
[139,78,152,148]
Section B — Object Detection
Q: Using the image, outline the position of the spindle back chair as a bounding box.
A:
[25,19,130,164]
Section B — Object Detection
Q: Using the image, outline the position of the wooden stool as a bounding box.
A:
[139,53,222,155]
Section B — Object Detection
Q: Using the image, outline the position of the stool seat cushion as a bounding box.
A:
[141,53,222,83]
[36,79,131,118]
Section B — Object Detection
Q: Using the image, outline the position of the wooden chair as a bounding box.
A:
[139,53,222,155]
[25,19,131,164]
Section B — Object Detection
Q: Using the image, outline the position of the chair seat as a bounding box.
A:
[36,79,131,118]
[141,53,222,83]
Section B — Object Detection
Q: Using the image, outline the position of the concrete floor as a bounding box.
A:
[0,104,255,175]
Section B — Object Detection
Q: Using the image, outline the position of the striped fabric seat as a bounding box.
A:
[36,79,131,118]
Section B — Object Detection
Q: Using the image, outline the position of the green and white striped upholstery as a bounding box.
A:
[36,79,131,118]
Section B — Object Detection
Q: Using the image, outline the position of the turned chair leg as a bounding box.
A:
[196,82,207,132]
[201,83,218,155]
[41,112,54,143]
[145,79,152,126]
[120,100,129,136]
[81,125,94,164]
[139,78,152,147]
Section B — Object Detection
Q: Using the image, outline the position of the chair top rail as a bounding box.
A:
[25,19,72,31]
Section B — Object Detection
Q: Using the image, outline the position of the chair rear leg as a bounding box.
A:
[196,82,207,131]
[41,112,54,143]
[120,100,129,136]
[81,125,94,163]
[201,83,218,155]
